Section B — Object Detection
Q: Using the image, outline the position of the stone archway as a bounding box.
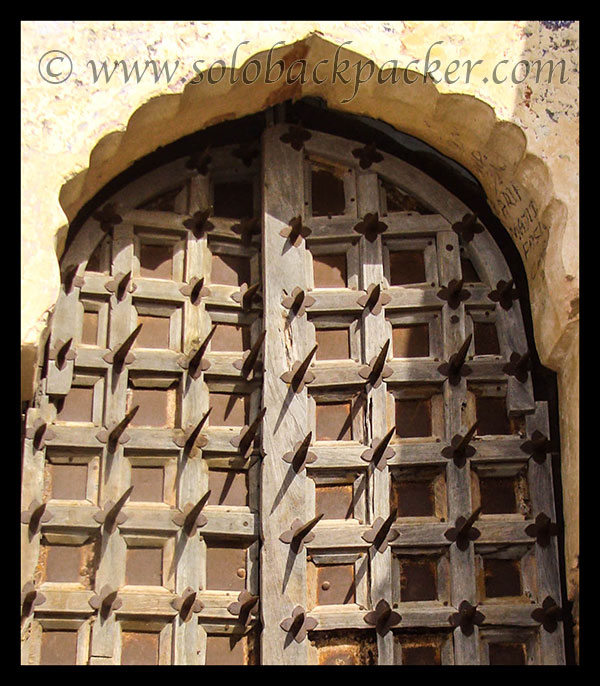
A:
[22,32,578,657]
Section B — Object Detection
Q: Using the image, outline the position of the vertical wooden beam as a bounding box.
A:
[260,123,312,664]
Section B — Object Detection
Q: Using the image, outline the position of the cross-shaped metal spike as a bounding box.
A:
[49,338,76,371]
[440,423,479,467]
[171,587,204,622]
[488,279,518,310]
[183,208,214,238]
[279,124,311,151]
[103,325,143,371]
[356,283,391,316]
[232,217,260,245]
[437,278,471,309]
[449,600,485,636]
[21,581,46,617]
[525,512,559,548]
[361,428,396,471]
[233,331,266,378]
[88,584,122,619]
[444,507,482,550]
[358,340,392,389]
[231,282,261,311]
[227,590,259,626]
[531,596,563,633]
[173,408,212,456]
[230,407,266,457]
[25,418,55,451]
[280,605,319,643]
[94,486,134,534]
[503,350,531,383]
[452,214,484,243]
[279,216,312,246]
[104,271,136,301]
[179,276,211,305]
[177,325,217,379]
[363,599,402,636]
[353,212,388,243]
[520,430,552,464]
[279,513,324,554]
[351,142,383,169]
[280,345,319,393]
[361,510,399,553]
[93,203,123,232]
[172,491,212,536]
[282,432,317,473]
[62,265,84,294]
[21,500,53,534]
[95,406,139,449]
[281,287,315,317]
[438,334,473,385]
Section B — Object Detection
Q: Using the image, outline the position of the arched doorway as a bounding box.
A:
[21,101,569,665]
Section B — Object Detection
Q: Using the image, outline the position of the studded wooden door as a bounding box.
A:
[21,120,566,665]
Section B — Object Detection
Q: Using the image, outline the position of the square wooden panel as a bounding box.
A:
[213,180,254,219]
[392,324,429,358]
[41,540,98,587]
[211,253,251,287]
[121,631,160,666]
[130,466,164,503]
[128,383,179,428]
[313,254,347,288]
[135,314,171,349]
[395,398,432,438]
[475,395,524,436]
[139,242,173,280]
[55,386,95,423]
[394,633,450,665]
[397,556,439,602]
[315,328,350,361]
[482,558,522,599]
[205,633,257,666]
[315,483,354,520]
[314,563,356,606]
[209,392,249,427]
[488,642,527,665]
[126,547,163,587]
[388,250,426,285]
[207,469,248,507]
[210,323,250,353]
[205,542,247,591]
[45,461,88,501]
[311,167,346,217]
[81,310,99,346]
[473,321,500,356]
[316,401,353,441]
[390,467,446,520]
[40,630,78,665]
[312,630,377,666]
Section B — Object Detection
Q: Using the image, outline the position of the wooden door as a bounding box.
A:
[21,120,566,665]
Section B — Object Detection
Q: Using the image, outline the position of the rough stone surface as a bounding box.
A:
[21,20,579,659]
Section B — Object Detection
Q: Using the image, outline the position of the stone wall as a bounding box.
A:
[21,20,579,659]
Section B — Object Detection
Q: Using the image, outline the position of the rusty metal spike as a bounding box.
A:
[234,331,266,377]
[353,212,388,242]
[444,507,482,550]
[105,271,136,301]
[441,422,479,466]
[450,600,485,635]
[26,418,56,451]
[525,512,559,547]
[489,279,518,310]
[231,282,261,310]
[359,340,392,388]
[96,406,139,448]
[364,599,402,636]
[21,581,46,617]
[362,509,399,553]
[280,124,311,151]
[361,427,396,471]
[280,513,324,553]
[352,142,384,169]
[181,491,211,535]
[230,407,267,456]
[190,276,210,304]
[183,208,214,237]
[21,500,53,533]
[63,265,84,293]
[283,432,317,473]
[282,287,315,317]
[104,324,143,371]
[95,486,134,533]
[438,334,473,385]
[227,590,259,625]
[182,325,217,378]
[504,350,531,383]
[520,430,551,463]
[438,278,471,309]
[175,408,212,454]
[54,338,75,371]
[281,345,318,393]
